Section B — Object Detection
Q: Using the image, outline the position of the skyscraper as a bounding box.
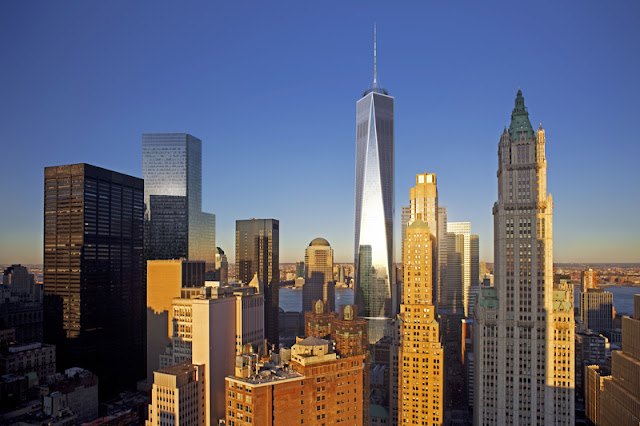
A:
[581,267,598,292]
[400,205,410,266]
[580,288,614,333]
[398,219,443,425]
[142,133,215,269]
[474,90,575,424]
[354,28,395,343]
[445,222,471,316]
[408,173,439,307]
[437,207,448,307]
[236,219,279,348]
[43,163,145,398]
[303,238,334,312]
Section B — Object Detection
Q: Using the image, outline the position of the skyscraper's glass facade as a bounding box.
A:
[236,219,279,348]
[142,133,215,268]
[43,163,145,398]
[354,89,394,344]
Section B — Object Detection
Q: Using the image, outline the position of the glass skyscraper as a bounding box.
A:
[235,219,279,348]
[142,133,215,269]
[43,163,145,398]
[354,69,395,344]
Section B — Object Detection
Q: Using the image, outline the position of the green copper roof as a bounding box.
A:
[508,89,535,141]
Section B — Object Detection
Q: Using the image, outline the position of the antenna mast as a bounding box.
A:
[373,23,377,89]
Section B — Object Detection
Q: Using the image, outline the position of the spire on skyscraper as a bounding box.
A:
[508,88,535,141]
[363,23,388,97]
[373,23,377,89]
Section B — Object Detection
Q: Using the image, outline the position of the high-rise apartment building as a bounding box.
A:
[236,219,279,348]
[146,259,205,383]
[408,173,439,308]
[146,363,206,426]
[142,133,215,268]
[581,267,598,292]
[354,32,395,343]
[43,163,145,398]
[580,288,614,333]
[474,90,575,424]
[398,219,443,425]
[303,238,335,312]
[446,222,471,316]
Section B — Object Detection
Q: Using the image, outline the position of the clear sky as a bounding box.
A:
[1,1,639,264]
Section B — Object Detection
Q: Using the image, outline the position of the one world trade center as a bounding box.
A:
[354,26,394,344]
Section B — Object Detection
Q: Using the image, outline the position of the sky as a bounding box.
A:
[1,1,639,264]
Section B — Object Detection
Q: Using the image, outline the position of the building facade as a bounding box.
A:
[398,219,443,425]
[581,267,598,292]
[474,90,575,424]
[587,294,640,425]
[146,363,205,426]
[580,288,614,334]
[303,238,334,313]
[354,67,395,344]
[235,219,279,348]
[445,222,471,316]
[226,336,366,426]
[43,163,145,398]
[142,133,215,269]
[146,259,206,383]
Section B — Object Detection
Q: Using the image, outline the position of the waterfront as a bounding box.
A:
[280,286,640,316]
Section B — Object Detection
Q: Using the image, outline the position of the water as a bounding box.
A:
[279,287,354,312]
[574,286,639,316]
[280,286,640,316]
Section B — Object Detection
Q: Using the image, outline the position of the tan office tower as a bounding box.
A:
[581,267,598,292]
[409,173,439,307]
[146,363,205,426]
[400,205,410,266]
[474,90,574,424]
[585,294,640,424]
[303,238,335,312]
[398,219,443,425]
[146,259,206,385]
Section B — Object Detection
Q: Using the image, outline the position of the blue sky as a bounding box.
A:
[1,1,639,264]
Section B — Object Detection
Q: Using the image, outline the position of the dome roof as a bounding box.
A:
[309,237,330,247]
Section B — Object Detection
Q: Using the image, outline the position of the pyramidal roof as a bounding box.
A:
[508,88,535,141]
[249,273,262,290]
[408,219,429,230]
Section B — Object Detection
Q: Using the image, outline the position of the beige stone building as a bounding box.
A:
[398,218,443,425]
[146,363,205,426]
[408,173,439,307]
[585,294,640,425]
[474,90,574,424]
[146,259,206,384]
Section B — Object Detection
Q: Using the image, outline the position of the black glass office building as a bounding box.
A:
[236,219,279,348]
[43,164,145,398]
[142,133,215,269]
[354,86,395,344]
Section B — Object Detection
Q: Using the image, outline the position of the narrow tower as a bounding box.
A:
[354,25,395,343]
[474,90,574,424]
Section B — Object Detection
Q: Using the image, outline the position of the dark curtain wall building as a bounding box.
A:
[235,219,279,348]
[43,164,145,398]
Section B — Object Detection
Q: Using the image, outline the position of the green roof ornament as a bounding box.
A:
[508,88,535,141]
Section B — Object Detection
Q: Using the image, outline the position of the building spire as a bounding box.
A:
[373,23,377,89]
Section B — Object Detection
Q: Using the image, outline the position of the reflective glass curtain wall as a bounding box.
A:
[354,89,394,344]
[142,133,215,269]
